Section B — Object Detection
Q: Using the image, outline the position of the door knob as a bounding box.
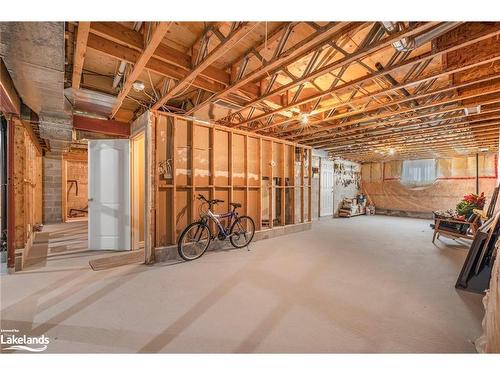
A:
[88,198,94,202]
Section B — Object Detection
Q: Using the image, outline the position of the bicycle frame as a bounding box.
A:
[201,207,238,238]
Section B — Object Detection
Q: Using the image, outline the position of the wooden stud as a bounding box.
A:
[308,149,312,222]
[111,22,173,118]
[171,117,177,244]
[72,22,91,90]
[152,23,260,110]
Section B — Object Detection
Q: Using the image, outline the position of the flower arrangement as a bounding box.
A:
[456,192,486,218]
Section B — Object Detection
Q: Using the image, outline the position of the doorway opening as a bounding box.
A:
[131,132,145,250]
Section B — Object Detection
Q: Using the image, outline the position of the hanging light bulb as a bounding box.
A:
[300,113,310,125]
[132,80,145,92]
[388,148,396,155]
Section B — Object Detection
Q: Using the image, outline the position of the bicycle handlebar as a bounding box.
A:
[197,194,224,205]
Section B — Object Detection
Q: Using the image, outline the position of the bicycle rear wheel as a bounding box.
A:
[229,216,255,248]
[178,221,211,261]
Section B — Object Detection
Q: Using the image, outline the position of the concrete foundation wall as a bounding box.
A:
[43,153,62,223]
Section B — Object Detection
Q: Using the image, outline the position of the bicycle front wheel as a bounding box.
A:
[229,216,255,248]
[178,221,212,261]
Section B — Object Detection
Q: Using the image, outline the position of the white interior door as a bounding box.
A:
[320,159,334,217]
[88,139,131,251]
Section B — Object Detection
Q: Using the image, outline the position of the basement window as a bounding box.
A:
[401,159,437,188]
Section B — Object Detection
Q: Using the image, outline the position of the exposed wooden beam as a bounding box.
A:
[186,22,364,115]
[89,22,267,101]
[289,88,500,143]
[317,114,500,149]
[72,22,91,90]
[245,23,500,131]
[332,132,499,152]
[327,124,500,152]
[231,22,440,126]
[152,22,261,110]
[111,22,173,118]
[74,115,130,136]
[334,138,500,160]
[263,70,500,135]
[87,33,225,94]
[309,107,500,147]
[338,144,500,162]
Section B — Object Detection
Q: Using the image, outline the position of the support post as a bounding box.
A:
[476,153,480,195]
[7,117,15,272]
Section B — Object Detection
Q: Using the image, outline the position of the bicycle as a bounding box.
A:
[177,194,256,261]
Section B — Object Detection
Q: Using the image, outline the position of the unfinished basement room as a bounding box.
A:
[1,4,500,365]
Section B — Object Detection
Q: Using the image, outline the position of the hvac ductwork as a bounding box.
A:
[0,22,72,152]
[381,22,462,52]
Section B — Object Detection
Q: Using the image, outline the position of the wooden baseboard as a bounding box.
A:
[89,249,145,271]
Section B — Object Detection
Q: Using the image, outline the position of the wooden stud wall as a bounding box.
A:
[13,119,42,249]
[61,151,88,222]
[153,112,311,247]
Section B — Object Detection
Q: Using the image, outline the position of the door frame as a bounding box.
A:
[131,131,146,251]
[319,157,334,217]
[61,152,88,223]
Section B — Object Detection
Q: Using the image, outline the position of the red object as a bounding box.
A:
[73,115,130,137]
[462,192,486,209]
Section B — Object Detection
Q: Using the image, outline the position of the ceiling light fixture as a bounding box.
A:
[388,148,396,155]
[479,147,489,152]
[132,80,145,92]
[464,105,481,116]
[300,113,310,125]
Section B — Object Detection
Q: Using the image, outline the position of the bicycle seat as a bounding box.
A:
[230,202,242,208]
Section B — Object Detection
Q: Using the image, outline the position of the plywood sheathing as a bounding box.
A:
[361,153,497,213]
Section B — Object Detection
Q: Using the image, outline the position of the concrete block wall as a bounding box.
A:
[43,152,62,223]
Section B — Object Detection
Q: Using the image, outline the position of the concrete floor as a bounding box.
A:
[0,216,484,353]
